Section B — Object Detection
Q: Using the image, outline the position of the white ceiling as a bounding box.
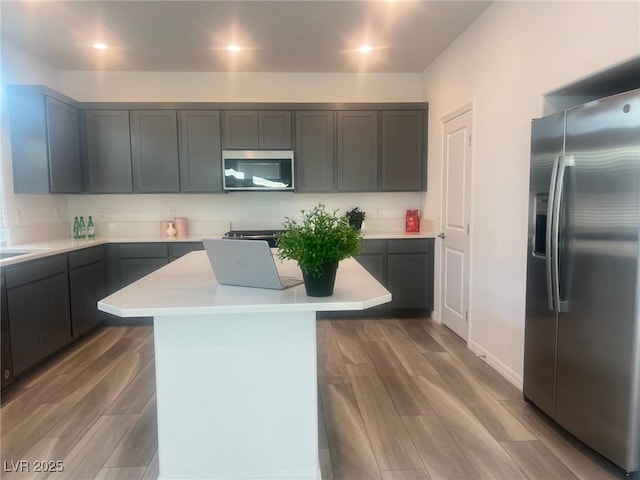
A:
[0,1,492,73]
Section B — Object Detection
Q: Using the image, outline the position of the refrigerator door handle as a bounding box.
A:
[546,155,561,311]
[551,155,574,313]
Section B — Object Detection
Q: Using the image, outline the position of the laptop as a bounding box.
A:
[203,238,304,290]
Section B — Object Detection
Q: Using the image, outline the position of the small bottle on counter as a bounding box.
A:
[78,216,87,239]
[87,216,95,238]
[73,216,80,239]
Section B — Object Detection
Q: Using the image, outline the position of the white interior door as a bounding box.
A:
[440,108,472,340]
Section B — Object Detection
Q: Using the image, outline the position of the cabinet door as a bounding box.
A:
[355,254,387,310]
[169,242,204,261]
[8,90,82,194]
[84,110,133,193]
[38,273,72,356]
[120,258,168,287]
[337,111,378,191]
[387,253,432,309]
[179,111,222,192]
[69,262,105,338]
[355,254,386,284]
[259,111,292,149]
[131,110,180,192]
[223,111,259,149]
[295,111,335,192]
[46,97,83,193]
[7,283,42,376]
[1,275,13,389]
[382,111,424,191]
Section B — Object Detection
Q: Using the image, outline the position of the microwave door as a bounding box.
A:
[222,151,295,191]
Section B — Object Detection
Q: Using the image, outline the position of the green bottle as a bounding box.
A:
[73,216,79,239]
[87,216,95,238]
[78,216,87,239]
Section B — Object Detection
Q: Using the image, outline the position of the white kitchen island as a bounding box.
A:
[98,250,391,480]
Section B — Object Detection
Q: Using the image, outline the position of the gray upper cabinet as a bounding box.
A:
[295,111,335,192]
[382,111,424,191]
[258,111,292,149]
[8,88,82,193]
[46,98,83,193]
[7,84,427,195]
[223,110,291,149]
[131,110,180,192]
[83,110,133,193]
[224,111,259,149]
[337,111,378,191]
[179,111,222,192]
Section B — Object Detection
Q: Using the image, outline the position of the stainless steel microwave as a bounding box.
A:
[222,150,295,191]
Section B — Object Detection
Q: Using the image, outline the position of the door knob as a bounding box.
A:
[438,232,445,239]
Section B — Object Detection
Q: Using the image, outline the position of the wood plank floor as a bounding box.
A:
[0,317,630,480]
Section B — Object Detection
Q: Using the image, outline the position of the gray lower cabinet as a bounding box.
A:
[8,88,82,194]
[68,246,106,338]
[295,111,335,192]
[179,111,222,192]
[354,238,434,313]
[355,239,386,284]
[1,273,14,389]
[131,110,180,192]
[2,242,204,381]
[354,239,387,311]
[5,255,71,376]
[118,243,169,287]
[169,242,204,261]
[83,110,133,193]
[106,242,203,293]
[387,239,434,310]
[223,110,292,149]
[337,111,378,191]
[382,111,425,191]
[120,258,168,287]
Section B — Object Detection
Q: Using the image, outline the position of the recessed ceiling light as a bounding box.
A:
[226,44,241,52]
[358,45,373,53]
[92,43,109,50]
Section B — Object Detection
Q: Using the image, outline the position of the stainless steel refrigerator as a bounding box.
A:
[524,88,640,473]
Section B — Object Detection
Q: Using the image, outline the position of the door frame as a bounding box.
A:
[436,102,475,341]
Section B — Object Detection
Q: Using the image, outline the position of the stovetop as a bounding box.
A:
[223,229,285,247]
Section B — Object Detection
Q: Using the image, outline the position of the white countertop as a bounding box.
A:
[360,231,435,240]
[0,235,221,267]
[98,251,391,316]
[0,230,435,267]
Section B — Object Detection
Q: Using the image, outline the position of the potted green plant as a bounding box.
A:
[275,203,361,297]
[345,207,366,231]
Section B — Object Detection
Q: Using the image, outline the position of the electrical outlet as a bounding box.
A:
[375,205,382,216]
[169,207,176,219]
[98,208,105,218]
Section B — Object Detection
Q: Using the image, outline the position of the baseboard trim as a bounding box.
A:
[467,339,523,391]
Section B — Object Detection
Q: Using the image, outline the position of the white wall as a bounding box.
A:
[421,1,640,386]
[59,71,421,103]
[0,42,70,245]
